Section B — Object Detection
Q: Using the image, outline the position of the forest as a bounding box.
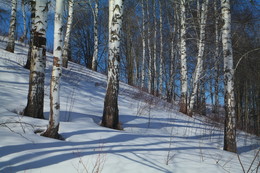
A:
[0,0,259,172]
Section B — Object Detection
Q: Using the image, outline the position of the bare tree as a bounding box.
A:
[42,0,64,139]
[153,0,158,95]
[23,0,49,119]
[101,0,124,129]
[24,0,36,69]
[179,0,188,114]
[91,0,99,71]
[62,0,74,68]
[188,0,209,116]
[5,0,18,53]
[213,0,220,114]
[158,0,163,96]
[147,0,153,94]
[141,0,146,90]
[19,0,27,43]
[221,0,237,153]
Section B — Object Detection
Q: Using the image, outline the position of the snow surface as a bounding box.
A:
[0,38,259,173]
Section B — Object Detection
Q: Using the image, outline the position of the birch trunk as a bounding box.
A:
[141,0,146,89]
[42,0,64,139]
[213,0,220,114]
[62,0,74,68]
[168,2,177,103]
[101,0,123,129]
[168,36,175,102]
[158,1,163,96]
[197,0,200,24]
[133,48,138,86]
[125,26,134,86]
[188,0,209,116]
[19,0,27,42]
[221,0,237,153]
[92,0,99,71]
[5,0,18,53]
[24,0,48,119]
[179,0,188,114]
[153,0,157,95]
[147,0,153,94]
[24,0,36,69]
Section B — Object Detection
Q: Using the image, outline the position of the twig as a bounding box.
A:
[237,154,246,173]
[0,123,34,143]
[246,149,260,173]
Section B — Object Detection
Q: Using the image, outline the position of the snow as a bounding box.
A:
[0,38,259,173]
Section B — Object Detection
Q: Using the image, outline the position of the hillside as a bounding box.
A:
[0,39,259,173]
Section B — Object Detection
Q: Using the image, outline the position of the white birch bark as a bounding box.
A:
[179,0,188,114]
[133,49,138,86]
[141,0,146,89]
[6,0,18,53]
[188,0,209,116]
[24,0,48,119]
[43,0,64,139]
[197,0,200,24]
[153,0,157,94]
[159,1,163,96]
[147,0,153,94]
[62,0,74,68]
[214,0,220,113]
[221,0,237,153]
[92,0,99,71]
[101,0,123,129]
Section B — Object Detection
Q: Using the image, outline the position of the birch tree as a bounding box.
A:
[153,0,157,94]
[221,0,237,153]
[147,0,153,94]
[179,0,188,114]
[91,0,99,71]
[188,0,209,116]
[141,0,146,90]
[42,0,64,139]
[167,0,178,103]
[5,0,18,53]
[24,0,48,119]
[101,0,124,129]
[158,0,163,96]
[24,0,36,69]
[213,0,220,114]
[19,0,27,42]
[62,0,74,68]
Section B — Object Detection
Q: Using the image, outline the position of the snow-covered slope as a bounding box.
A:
[0,39,259,173]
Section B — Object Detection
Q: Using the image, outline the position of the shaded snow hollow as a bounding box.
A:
[0,39,259,173]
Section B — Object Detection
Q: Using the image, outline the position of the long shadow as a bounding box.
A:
[237,144,260,154]
[121,114,222,133]
[0,127,216,173]
[1,111,219,172]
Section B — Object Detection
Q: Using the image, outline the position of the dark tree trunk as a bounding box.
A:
[24,0,36,69]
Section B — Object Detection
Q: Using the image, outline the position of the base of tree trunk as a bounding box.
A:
[187,109,193,117]
[41,124,63,140]
[23,105,44,119]
[5,46,14,53]
[100,121,123,130]
[62,57,68,68]
[19,35,26,43]
[92,60,97,71]
[223,143,237,153]
[24,60,30,69]
[179,102,187,115]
